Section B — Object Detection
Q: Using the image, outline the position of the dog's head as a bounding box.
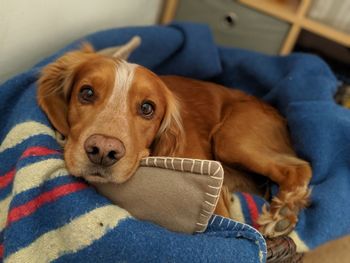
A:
[37,44,184,183]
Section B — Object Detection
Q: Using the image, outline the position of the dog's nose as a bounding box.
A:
[84,134,125,167]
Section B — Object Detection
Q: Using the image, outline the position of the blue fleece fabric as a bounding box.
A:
[0,23,349,262]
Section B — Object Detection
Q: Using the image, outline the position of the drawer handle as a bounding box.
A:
[223,12,238,28]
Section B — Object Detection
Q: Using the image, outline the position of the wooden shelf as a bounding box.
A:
[160,0,350,55]
[239,0,350,54]
[302,18,350,48]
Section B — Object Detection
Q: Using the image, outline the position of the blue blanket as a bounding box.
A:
[0,22,349,262]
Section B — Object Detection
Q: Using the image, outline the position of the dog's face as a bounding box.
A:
[37,46,183,183]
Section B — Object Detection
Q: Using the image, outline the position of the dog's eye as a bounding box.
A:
[78,85,95,104]
[139,101,155,119]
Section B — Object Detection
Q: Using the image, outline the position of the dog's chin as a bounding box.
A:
[68,161,140,185]
[83,171,134,184]
[102,162,140,185]
[90,150,149,184]
[83,173,111,184]
[65,164,110,183]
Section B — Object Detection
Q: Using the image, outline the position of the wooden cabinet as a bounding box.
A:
[160,0,350,55]
[238,0,350,54]
[161,0,290,54]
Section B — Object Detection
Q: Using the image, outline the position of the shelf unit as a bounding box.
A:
[238,0,350,54]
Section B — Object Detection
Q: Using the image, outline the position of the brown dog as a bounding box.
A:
[37,45,312,237]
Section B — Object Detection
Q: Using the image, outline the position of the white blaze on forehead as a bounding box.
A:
[109,59,137,106]
[84,59,137,139]
[100,59,137,115]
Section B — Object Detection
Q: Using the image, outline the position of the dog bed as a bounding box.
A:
[0,22,349,263]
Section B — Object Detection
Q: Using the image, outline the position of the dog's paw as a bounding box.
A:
[258,187,311,237]
[258,204,297,237]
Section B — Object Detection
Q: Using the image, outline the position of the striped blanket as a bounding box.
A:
[1,22,349,262]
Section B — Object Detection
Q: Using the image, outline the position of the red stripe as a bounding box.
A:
[20,146,61,159]
[0,244,3,259]
[7,182,87,225]
[0,147,60,190]
[0,169,15,189]
[242,193,260,229]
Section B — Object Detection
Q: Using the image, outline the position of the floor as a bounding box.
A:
[303,235,350,263]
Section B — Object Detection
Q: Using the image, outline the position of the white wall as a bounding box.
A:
[0,0,162,84]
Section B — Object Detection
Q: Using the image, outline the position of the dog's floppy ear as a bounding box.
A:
[152,85,185,156]
[37,44,95,136]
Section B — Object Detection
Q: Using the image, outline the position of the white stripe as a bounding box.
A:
[140,157,223,176]
[200,161,204,174]
[0,122,55,153]
[5,205,130,263]
[202,209,211,215]
[13,159,68,196]
[219,217,224,226]
[208,185,221,190]
[231,221,237,230]
[205,193,219,198]
[204,201,215,207]
[190,160,195,173]
[213,166,221,176]
[0,160,66,233]
[210,215,217,225]
[171,159,175,170]
[0,196,12,231]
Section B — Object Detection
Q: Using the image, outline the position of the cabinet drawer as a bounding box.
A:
[174,0,290,54]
